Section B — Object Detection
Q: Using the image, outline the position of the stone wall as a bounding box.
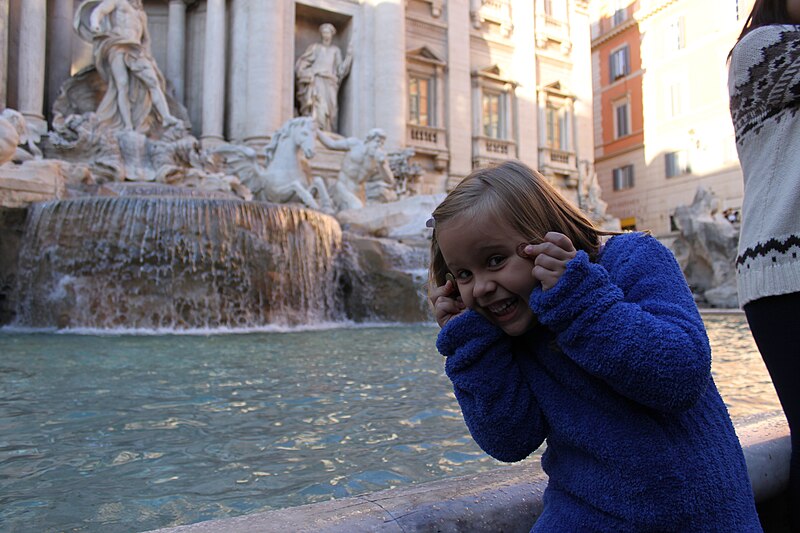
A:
[0,205,25,324]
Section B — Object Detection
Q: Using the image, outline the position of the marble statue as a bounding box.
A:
[387,148,423,198]
[210,117,332,212]
[317,128,395,211]
[0,108,43,165]
[670,186,739,308]
[575,165,620,232]
[74,0,181,133]
[583,170,609,220]
[295,23,353,132]
[42,1,248,199]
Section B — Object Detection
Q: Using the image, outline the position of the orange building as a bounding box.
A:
[591,0,755,235]
[592,1,645,231]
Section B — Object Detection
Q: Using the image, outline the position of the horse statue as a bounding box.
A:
[0,108,43,166]
[210,117,332,212]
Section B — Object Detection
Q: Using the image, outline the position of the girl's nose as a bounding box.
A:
[472,275,496,299]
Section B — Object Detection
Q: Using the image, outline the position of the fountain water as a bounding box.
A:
[12,190,345,330]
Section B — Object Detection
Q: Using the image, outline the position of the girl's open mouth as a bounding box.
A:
[488,298,518,318]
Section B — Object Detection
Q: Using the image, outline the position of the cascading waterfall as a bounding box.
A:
[13,196,345,329]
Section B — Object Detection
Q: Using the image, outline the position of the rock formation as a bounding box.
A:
[670,186,739,308]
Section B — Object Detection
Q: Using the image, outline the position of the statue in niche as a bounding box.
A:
[74,0,181,133]
[295,23,353,132]
[317,128,395,211]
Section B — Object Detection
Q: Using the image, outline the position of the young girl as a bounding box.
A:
[428,161,762,532]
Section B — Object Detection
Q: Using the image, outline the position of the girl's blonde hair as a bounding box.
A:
[429,160,618,290]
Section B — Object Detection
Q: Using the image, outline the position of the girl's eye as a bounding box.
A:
[456,270,472,282]
[487,255,506,268]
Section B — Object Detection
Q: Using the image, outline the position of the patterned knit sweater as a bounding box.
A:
[437,233,761,532]
[728,24,800,307]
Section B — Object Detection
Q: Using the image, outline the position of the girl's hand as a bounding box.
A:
[523,232,577,291]
[429,278,466,328]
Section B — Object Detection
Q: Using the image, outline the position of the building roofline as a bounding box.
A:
[591,17,638,49]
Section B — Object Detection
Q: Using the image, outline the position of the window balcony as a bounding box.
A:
[407,124,447,153]
[471,0,513,36]
[407,124,449,171]
[472,136,517,166]
[541,147,575,167]
[539,147,578,186]
[544,15,569,44]
[406,124,447,150]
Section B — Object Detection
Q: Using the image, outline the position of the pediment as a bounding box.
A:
[543,80,574,98]
[406,46,446,66]
[479,64,502,77]
[473,64,518,87]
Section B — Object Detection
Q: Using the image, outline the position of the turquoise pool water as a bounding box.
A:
[0,315,780,532]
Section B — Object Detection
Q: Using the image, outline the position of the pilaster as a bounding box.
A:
[201,0,225,146]
[446,0,472,182]
[0,0,8,109]
[17,0,47,134]
[166,0,187,103]
[244,0,283,146]
[372,0,406,151]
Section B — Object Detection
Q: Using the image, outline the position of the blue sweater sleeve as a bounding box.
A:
[530,233,711,413]
[437,310,548,462]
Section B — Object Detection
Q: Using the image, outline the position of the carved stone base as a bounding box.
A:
[0,160,66,208]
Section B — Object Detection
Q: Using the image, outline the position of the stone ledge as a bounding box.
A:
[149,412,789,533]
[0,160,65,208]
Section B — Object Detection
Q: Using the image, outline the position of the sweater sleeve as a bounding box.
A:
[729,25,800,138]
[437,310,548,462]
[530,234,711,413]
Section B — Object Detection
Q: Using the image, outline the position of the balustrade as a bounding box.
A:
[407,124,447,152]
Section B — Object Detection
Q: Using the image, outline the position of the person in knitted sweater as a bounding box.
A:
[428,161,762,532]
[728,1,800,528]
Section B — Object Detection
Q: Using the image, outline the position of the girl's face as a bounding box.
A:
[436,211,539,337]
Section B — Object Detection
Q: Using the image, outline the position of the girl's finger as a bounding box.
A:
[533,254,566,271]
[532,265,558,288]
[434,299,465,327]
[429,279,456,305]
[435,298,462,316]
[526,241,575,261]
[544,231,576,253]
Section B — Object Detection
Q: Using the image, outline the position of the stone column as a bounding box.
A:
[227,0,248,142]
[243,0,283,146]
[166,0,187,104]
[0,0,8,109]
[511,0,538,170]
[201,0,226,146]
[447,0,472,181]
[17,0,47,134]
[47,0,74,118]
[372,0,405,151]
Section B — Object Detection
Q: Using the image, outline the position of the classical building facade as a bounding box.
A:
[591,0,754,235]
[1,0,595,197]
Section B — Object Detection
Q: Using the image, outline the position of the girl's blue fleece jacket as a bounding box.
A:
[437,232,762,532]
